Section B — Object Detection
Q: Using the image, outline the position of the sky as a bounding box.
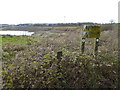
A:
[0,0,119,24]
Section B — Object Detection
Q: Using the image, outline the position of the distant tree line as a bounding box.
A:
[32,22,97,26]
[0,23,118,31]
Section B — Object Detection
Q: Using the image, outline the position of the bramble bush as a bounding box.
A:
[2,41,118,88]
[1,26,118,88]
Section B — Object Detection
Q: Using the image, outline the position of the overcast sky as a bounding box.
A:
[0,0,119,24]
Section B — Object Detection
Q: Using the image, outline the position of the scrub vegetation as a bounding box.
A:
[1,24,119,88]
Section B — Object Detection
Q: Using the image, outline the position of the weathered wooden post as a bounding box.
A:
[56,51,62,74]
[56,51,63,86]
[95,38,99,56]
[81,38,85,54]
[57,51,62,74]
[57,51,62,61]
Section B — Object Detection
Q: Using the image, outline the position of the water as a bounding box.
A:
[0,31,34,36]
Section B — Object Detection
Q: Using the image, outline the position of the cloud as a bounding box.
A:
[0,0,119,24]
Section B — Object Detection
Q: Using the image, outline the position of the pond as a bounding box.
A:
[0,31,34,36]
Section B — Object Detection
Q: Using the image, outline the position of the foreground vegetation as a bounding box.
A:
[1,26,119,88]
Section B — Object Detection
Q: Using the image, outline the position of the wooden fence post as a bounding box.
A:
[57,51,62,70]
[81,38,85,54]
[57,51,62,60]
[56,51,63,86]
[94,38,99,56]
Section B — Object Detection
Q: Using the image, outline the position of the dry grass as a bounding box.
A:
[1,24,119,88]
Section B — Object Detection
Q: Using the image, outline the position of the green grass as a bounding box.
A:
[1,35,36,45]
[1,35,41,61]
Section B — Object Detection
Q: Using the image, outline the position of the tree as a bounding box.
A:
[109,19,115,24]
